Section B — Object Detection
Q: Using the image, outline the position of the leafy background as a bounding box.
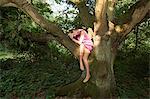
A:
[0,0,149,98]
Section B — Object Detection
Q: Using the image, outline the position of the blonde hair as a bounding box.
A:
[87,28,94,39]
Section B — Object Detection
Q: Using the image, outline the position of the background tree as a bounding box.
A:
[0,0,149,98]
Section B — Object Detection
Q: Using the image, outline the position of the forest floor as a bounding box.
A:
[0,49,149,99]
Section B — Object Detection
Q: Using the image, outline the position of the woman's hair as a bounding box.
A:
[87,28,94,38]
[71,26,94,35]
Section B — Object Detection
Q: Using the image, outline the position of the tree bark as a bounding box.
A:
[70,0,94,27]
[113,0,150,44]
[94,0,108,36]
[10,0,80,58]
[0,0,149,98]
[57,0,117,97]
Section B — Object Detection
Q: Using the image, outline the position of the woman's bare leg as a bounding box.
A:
[82,48,91,83]
[80,44,84,71]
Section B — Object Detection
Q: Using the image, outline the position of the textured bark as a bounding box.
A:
[107,0,116,21]
[0,0,10,6]
[106,0,116,36]
[55,0,150,98]
[56,1,116,98]
[113,0,150,44]
[90,39,115,98]
[118,0,150,43]
[94,0,108,36]
[56,38,116,98]
[70,0,94,27]
[76,1,94,27]
[10,0,79,58]
[0,0,149,98]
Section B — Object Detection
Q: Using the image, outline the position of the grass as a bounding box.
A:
[0,44,149,98]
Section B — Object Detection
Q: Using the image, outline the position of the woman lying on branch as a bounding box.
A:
[68,28,94,83]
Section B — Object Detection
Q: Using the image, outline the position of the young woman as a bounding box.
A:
[68,28,94,83]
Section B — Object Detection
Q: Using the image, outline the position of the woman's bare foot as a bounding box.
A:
[80,63,84,71]
[83,75,90,83]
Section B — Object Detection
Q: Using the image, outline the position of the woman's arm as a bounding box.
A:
[68,32,81,45]
[72,38,81,45]
[79,31,84,44]
[68,29,85,45]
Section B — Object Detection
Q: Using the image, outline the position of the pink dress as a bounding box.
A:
[73,29,93,52]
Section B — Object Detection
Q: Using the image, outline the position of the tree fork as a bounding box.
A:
[0,0,149,98]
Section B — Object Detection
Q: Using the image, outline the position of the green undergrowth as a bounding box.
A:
[114,50,149,98]
[0,42,81,98]
[0,42,149,98]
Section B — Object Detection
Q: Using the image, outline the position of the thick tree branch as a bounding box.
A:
[105,0,116,36]
[114,0,150,44]
[11,0,63,36]
[107,0,116,21]
[94,0,108,36]
[0,0,80,58]
[70,0,94,27]
[0,0,11,6]
[2,3,17,7]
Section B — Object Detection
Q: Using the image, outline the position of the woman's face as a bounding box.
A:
[72,29,80,36]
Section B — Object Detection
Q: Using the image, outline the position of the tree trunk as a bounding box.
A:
[89,38,116,98]
[56,36,117,98]
[1,0,149,98]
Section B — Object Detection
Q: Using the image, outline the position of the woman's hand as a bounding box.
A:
[68,33,73,39]
[68,33,81,45]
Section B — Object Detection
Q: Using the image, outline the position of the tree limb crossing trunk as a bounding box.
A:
[0,0,149,98]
